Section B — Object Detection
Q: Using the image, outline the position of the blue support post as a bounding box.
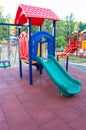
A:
[66,56,69,71]
[8,26,11,63]
[39,26,42,74]
[28,19,33,85]
[53,21,56,57]
[18,27,22,78]
[39,26,42,57]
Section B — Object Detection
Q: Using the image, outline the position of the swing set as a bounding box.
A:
[0,23,22,68]
[0,24,11,68]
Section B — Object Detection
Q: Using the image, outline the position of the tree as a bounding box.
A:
[0,5,11,40]
[78,21,84,30]
[56,36,66,51]
[56,20,66,37]
[43,20,52,33]
[55,13,76,50]
[64,13,75,38]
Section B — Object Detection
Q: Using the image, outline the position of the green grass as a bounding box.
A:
[58,56,86,63]
[69,56,86,63]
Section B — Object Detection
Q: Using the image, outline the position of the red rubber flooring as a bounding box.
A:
[0,66,86,130]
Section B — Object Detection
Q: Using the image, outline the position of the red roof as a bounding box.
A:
[14,4,59,26]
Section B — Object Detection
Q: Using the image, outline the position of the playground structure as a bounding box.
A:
[14,4,59,83]
[56,31,78,71]
[57,26,86,59]
[70,27,86,56]
[57,28,86,71]
[77,29,86,56]
[0,4,81,96]
[13,4,81,96]
[57,31,78,58]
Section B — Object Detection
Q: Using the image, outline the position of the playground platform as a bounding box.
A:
[0,66,86,130]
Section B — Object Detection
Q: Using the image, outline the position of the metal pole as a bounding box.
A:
[28,19,33,85]
[39,26,42,74]
[18,27,22,78]
[66,56,69,71]
[53,21,56,57]
[39,26,42,57]
[8,26,10,64]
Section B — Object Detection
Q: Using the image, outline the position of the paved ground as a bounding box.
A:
[69,62,86,74]
[0,65,86,130]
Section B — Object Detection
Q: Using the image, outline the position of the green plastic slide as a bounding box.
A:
[36,55,82,96]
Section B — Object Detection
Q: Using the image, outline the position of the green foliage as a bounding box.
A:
[56,13,75,40]
[20,25,28,32]
[78,21,84,30]
[56,20,66,37]
[0,25,8,40]
[43,20,52,33]
[0,5,11,40]
[56,36,66,49]
[81,24,86,31]
[64,13,75,37]
[31,26,39,34]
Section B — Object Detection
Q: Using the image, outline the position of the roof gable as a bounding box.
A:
[14,4,59,26]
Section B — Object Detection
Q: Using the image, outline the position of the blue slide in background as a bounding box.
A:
[36,55,82,96]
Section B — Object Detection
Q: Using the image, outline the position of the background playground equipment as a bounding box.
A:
[14,4,81,96]
[57,31,78,71]
[0,23,20,68]
[57,26,86,58]
[65,25,86,57]
[0,42,11,68]
[0,25,11,68]
[57,27,86,71]
[57,30,78,57]
[0,23,19,68]
[78,29,86,56]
